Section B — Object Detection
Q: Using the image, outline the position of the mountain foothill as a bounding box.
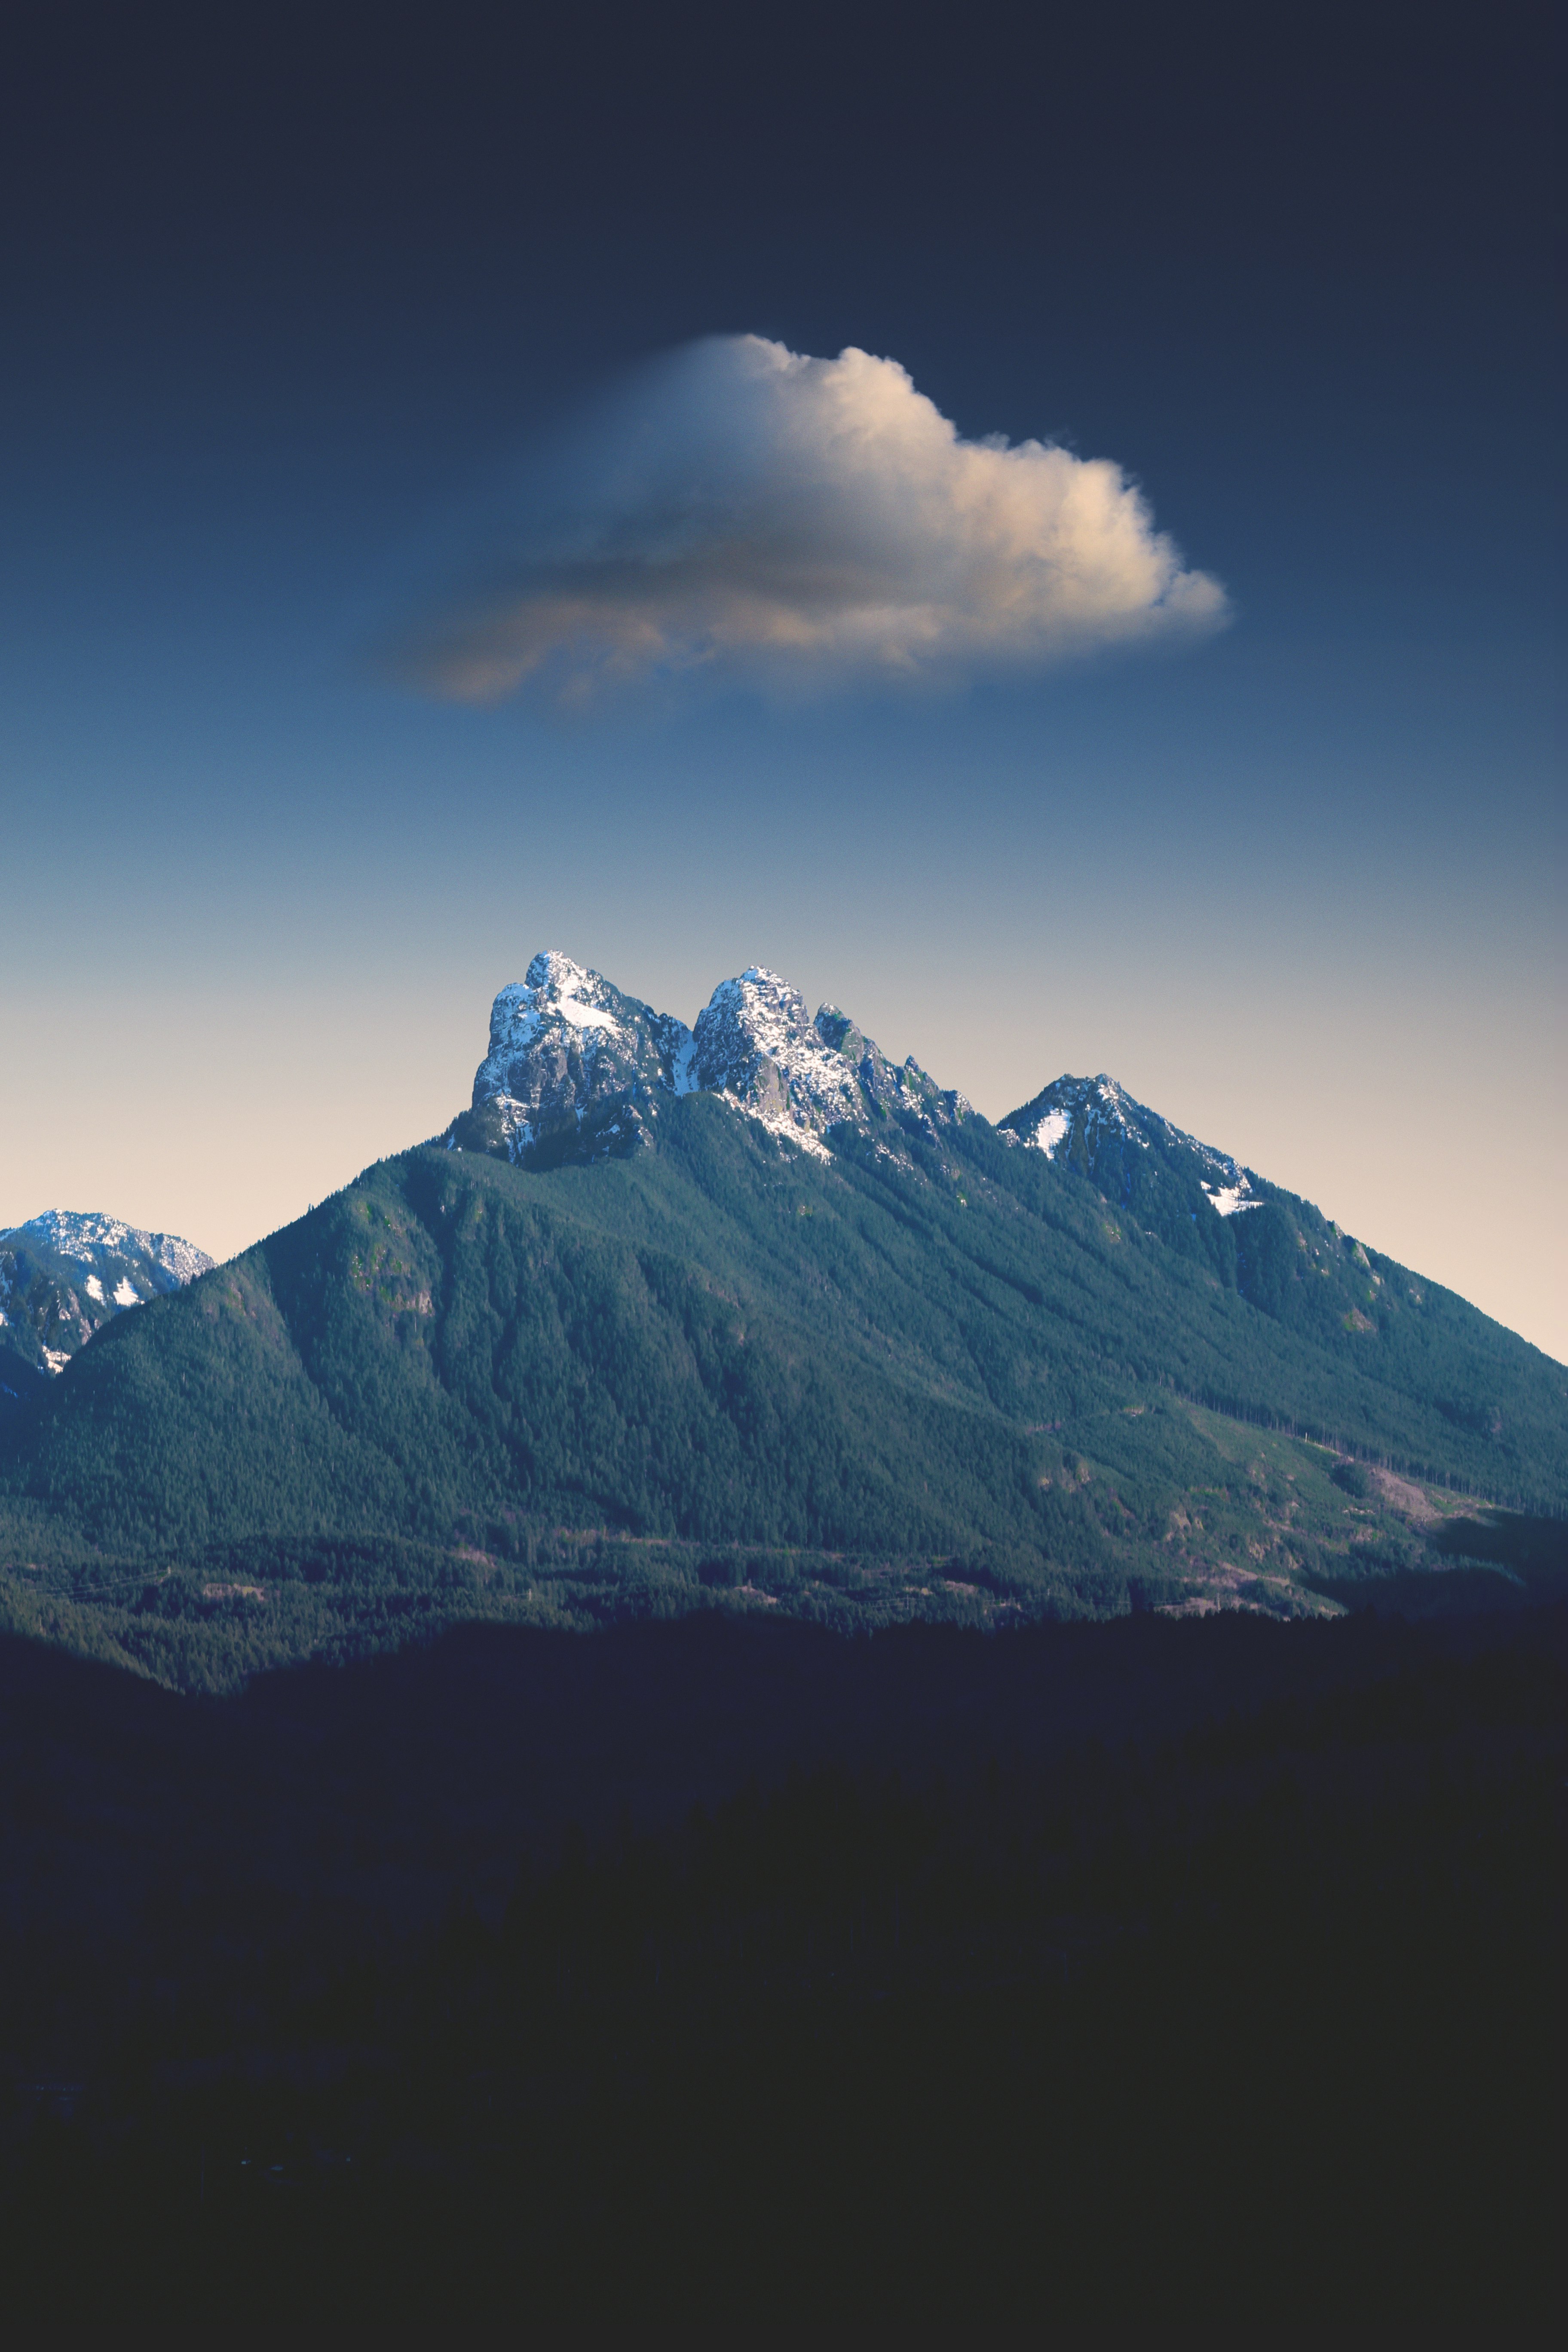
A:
[1,952,1562,1691]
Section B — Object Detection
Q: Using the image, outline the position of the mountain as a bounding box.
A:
[0,1212,214,1399]
[443,957,1540,1379]
[0,953,1561,1689]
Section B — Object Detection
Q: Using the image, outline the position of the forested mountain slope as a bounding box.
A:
[1,956,1561,1690]
[2,1087,1560,1553]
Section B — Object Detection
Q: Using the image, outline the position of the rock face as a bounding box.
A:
[689,968,968,1158]
[445,952,969,1168]
[444,950,693,1168]
[0,1211,215,1392]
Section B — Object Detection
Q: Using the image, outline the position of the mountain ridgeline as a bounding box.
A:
[0,953,1561,1685]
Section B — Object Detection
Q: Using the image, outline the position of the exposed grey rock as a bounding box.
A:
[441,950,695,1168]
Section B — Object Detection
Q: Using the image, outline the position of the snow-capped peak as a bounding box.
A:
[686,971,970,1155]
[689,969,864,1157]
[449,952,969,1169]
[478,952,627,1079]
[455,952,693,1166]
[0,1210,215,1386]
[9,1210,214,1287]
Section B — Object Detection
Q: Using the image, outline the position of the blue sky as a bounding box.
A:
[2,3,1561,1354]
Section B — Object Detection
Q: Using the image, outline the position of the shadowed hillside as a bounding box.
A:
[0,1604,1558,2323]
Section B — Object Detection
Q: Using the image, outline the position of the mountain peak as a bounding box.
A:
[689,968,858,1157]
[481,952,636,1085]
[446,954,969,1169]
[9,1209,215,1285]
[453,951,686,1167]
[0,1210,214,1389]
[1002,1073,1152,1164]
[998,1072,1265,1214]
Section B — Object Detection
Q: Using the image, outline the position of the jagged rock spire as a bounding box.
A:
[444,952,968,1169]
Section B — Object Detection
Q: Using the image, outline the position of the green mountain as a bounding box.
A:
[0,953,1561,1688]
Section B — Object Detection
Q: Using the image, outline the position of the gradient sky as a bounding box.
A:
[3,2,1562,1357]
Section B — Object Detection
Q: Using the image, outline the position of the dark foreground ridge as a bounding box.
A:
[1,1605,1559,2323]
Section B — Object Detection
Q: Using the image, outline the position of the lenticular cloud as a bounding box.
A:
[396,336,1228,701]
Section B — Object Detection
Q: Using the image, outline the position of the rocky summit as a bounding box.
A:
[442,951,692,1169]
[443,951,969,1168]
[999,1072,1267,1217]
[0,1210,214,1394]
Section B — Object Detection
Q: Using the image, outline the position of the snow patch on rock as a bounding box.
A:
[1029,1107,1071,1160]
[1201,1179,1265,1216]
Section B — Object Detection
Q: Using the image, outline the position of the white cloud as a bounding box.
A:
[393,335,1228,701]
